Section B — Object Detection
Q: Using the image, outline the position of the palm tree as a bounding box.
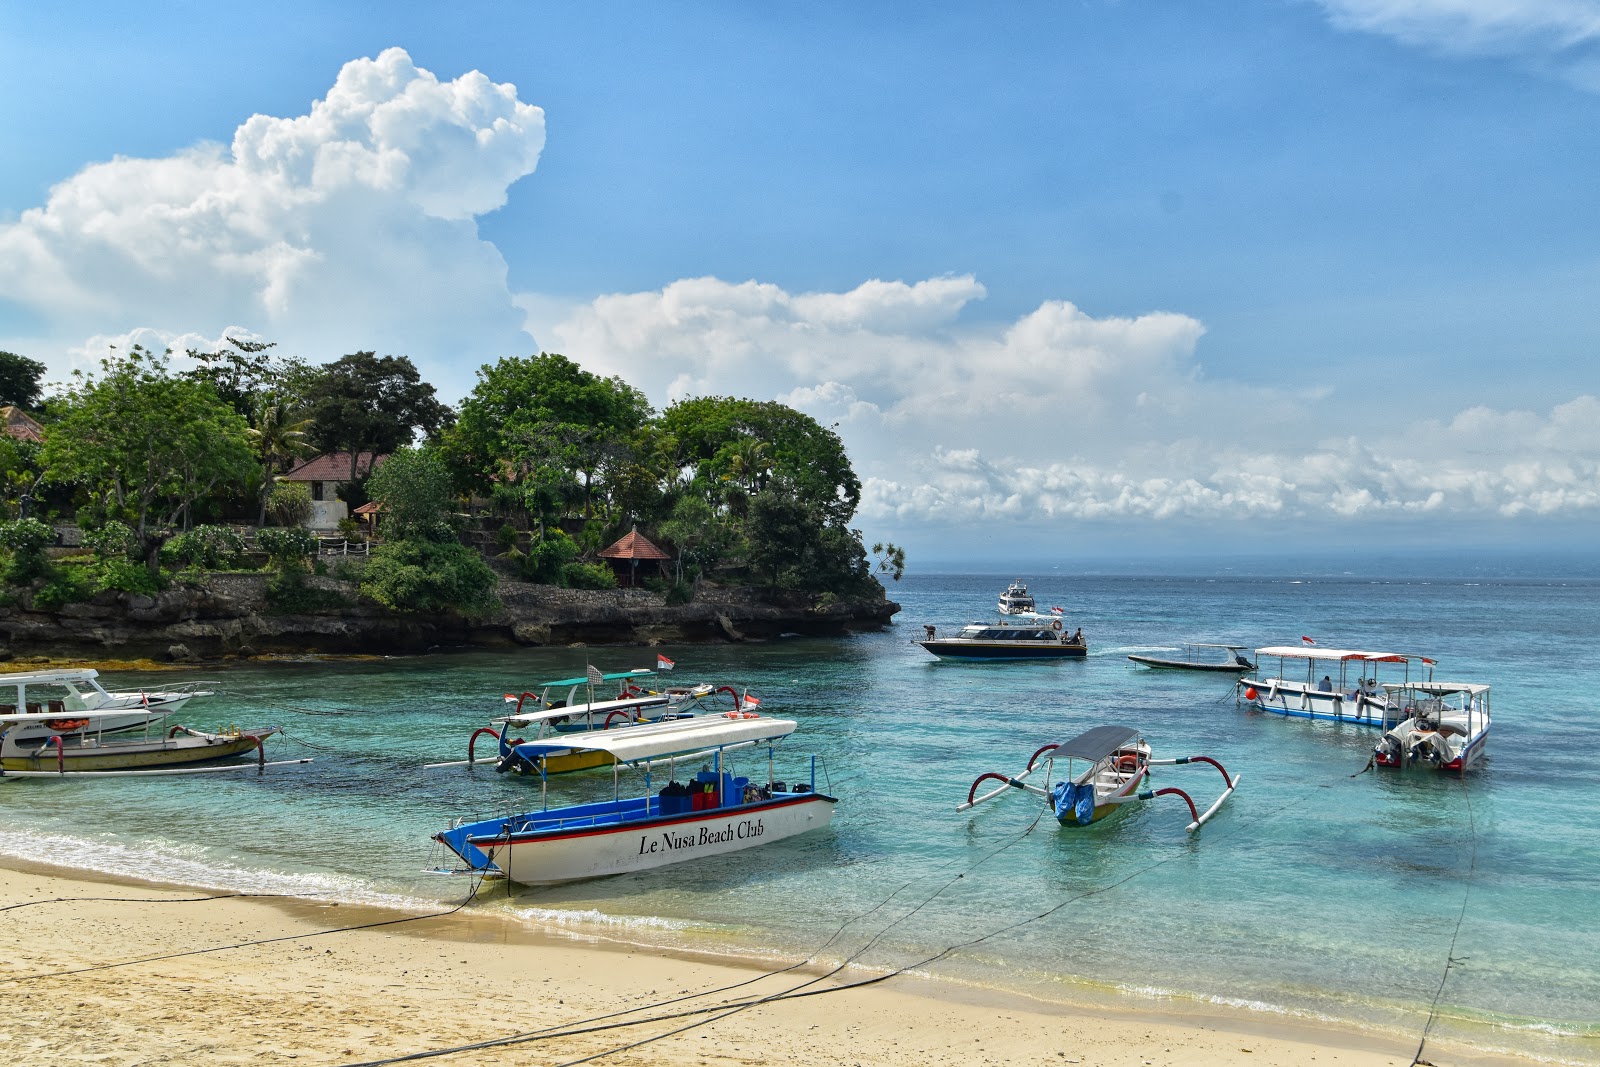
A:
[247,394,315,525]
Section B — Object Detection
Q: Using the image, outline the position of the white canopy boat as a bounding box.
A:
[0,668,216,742]
[432,714,836,885]
[1372,682,1491,773]
[1241,645,1434,727]
[958,725,1239,833]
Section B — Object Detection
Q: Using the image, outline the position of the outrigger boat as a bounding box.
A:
[432,714,837,884]
[1372,682,1491,773]
[0,668,216,742]
[0,710,295,777]
[918,613,1086,661]
[958,725,1240,833]
[1241,645,1434,727]
[1128,644,1256,673]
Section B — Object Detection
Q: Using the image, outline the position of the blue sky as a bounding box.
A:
[2,2,1598,563]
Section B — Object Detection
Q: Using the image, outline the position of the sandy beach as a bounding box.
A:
[0,859,1538,1067]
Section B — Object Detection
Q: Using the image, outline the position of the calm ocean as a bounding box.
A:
[4,560,1598,1063]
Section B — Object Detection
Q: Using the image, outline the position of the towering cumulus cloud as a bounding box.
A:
[0,47,543,375]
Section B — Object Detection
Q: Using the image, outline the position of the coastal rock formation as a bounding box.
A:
[0,575,900,660]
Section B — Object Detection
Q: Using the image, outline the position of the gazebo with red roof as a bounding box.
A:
[598,526,671,587]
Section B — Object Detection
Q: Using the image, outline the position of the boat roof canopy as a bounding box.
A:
[1048,725,1141,764]
[533,668,656,689]
[511,715,797,763]
[499,693,670,726]
[1380,681,1489,696]
[1254,646,1422,664]
[0,669,103,687]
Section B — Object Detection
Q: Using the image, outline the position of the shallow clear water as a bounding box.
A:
[4,565,1598,1063]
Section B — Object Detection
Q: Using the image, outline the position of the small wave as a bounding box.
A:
[0,829,441,912]
[509,906,698,934]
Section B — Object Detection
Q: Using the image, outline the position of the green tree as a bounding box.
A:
[443,352,652,526]
[364,446,456,541]
[744,479,871,593]
[42,346,259,575]
[360,539,498,615]
[247,395,315,525]
[185,336,311,419]
[0,351,47,411]
[305,353,453,482]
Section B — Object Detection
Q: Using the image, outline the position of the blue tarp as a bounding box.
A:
[1052,781,1096,825]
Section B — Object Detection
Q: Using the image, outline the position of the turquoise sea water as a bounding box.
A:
[3,563,1598,1063]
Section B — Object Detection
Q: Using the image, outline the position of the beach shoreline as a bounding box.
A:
[0,855,1542,1067]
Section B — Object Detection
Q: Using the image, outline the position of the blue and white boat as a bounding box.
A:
[1372,681,1491,773]
[1243,645,1434,726]
[433,714,836,884]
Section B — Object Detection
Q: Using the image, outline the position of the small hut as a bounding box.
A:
[598,526,670,588]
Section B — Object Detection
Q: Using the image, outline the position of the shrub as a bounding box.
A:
[664,580,694,606]
[561,561,617,590]
[83,520,139,561]
[0,517,57,583]
[32,564,96,609]
[522,529,578,584]
[256,526,318,571]
[95,558,162,595]
[162,525,247,570]
[494,523,519,551]
[267,481,313,526]
[360,538,498,615]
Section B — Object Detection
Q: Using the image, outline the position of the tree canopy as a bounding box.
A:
[0,350,48,411]
[305,352,453,481]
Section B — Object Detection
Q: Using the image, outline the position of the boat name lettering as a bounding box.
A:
[637,818,765,855]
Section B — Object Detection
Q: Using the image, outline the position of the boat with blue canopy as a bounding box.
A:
[958,725,1239,833]
[432,713,836,884]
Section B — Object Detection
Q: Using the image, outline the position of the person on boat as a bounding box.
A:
[1071,628,1083,644]
[924,624,936,640]
[1361,677,1378,697]
[1318,676,1333,692]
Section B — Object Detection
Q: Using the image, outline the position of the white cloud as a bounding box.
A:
[0,47,543,394]
[1312,1,1600,85]
[546,273,1600,532]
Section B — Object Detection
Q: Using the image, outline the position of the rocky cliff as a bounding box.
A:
[0,576,901,661]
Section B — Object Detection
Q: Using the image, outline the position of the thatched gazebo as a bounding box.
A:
[598,526,670,587]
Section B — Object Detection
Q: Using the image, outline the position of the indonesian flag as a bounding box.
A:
[742,692,761,708]
[657,655,675,672]
[1301,636,1316,645]
[1050,606,1064,615]
[503,693,517,703]
[1421,657,1437,665]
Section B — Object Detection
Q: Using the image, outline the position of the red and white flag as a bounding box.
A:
[1301,636,1316,645]
[742,692,761,708]
[1050,606,1064,615]
[503,693,517,703]
[1421,657,1437,665]
[657,654,675,671]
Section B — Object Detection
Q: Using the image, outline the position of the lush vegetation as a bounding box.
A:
[0,339,900,614]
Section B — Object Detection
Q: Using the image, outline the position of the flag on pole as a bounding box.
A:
[1050,606,1064,615]
[1421,657,1437,665]
[657,655,675,672]
[1301,636,1316,645]
[503,693,517,703]
[586,665,603,686]
[742,692,761,708]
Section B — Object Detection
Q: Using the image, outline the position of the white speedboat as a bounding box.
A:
[0,669,215,743]
[1242,645,1432,727]
[1373,682,1490,773]
[997,579,1036,615]
[433,715,836,885]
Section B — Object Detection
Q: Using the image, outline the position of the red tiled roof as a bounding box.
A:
[598,527,671,560]
[0,406,45,444]
[282,452,386,481]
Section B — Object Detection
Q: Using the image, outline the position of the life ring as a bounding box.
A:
[1114,754,1140,773]
[1051,619,1062,631]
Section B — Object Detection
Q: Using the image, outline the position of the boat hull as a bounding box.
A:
[1,731,267,772]
[1128,655,1252,673]
[1247,681,1397,726]
[920,640,1086,660]
[446,792,836,885]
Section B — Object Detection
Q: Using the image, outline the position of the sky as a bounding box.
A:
[1,1,1598,566]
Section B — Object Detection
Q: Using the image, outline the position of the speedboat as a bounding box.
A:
[958,725,1239,833]
[432,715,837,884]
[918,614,1086,660]
[1372,682,1490,773]
[0,668,215,742]
[1242,645,1433,726]
[1128,643,1256,673]
[997,579,1036,615]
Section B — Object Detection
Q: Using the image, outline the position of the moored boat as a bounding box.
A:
[959,725,1239,833]
[0,710,284,776]
[918,614,1086,660]
[0,668,216,742]
[1128,643,1256,673]
[1372,682,1490,772]
[1241,644,1433,727]
[997,579,1037,615]
[432,714,836,884]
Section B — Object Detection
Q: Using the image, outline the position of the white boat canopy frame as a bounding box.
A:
[506,715,797,765]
